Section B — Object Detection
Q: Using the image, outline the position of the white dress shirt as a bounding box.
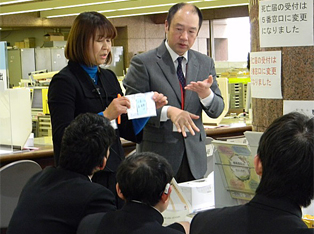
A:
[160,40,214,121]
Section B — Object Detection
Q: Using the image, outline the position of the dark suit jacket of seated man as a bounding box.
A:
[77,152,189,234]
[190,112,314,234]
[7,113,117,234]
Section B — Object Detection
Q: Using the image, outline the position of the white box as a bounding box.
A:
[178,173,215,212]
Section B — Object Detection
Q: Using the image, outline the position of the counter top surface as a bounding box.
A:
[0,117,252,165]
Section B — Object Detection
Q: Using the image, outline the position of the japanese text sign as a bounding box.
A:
[259,0,313,47]
[250,51,282,99]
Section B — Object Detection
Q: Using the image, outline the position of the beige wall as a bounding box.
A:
[112,16,209,68]
[111,15,166,68]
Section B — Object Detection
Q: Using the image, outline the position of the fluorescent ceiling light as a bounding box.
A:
[0,0,249,18]
[0,8,53,16]
[119,3,175,11]
[0,0,130,15]
[47,9,117,18]
[0,0,34,6]
[200,2,248,10]
[46,1,177,18]
[107,10,168,19]
[52,0,128,10]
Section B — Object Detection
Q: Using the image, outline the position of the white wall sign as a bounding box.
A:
[283,100,314,118]
[259,0,314,47]
[250,51,282,99]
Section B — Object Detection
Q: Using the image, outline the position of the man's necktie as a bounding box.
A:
[177,57,186,88]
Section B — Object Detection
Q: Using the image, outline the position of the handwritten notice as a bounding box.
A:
[250,51,282,99]
[125,91,156,119]
[259,0,313,47]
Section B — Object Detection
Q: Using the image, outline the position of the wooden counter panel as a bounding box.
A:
[205,125,252,139]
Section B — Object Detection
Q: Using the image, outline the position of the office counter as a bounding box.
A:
[205,124,252,139]
[0,136,53,168]
[0,145,54,169]
[0,138,136,168]
[0,121,252,168]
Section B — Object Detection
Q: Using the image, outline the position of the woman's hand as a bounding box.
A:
[103,96,130,120]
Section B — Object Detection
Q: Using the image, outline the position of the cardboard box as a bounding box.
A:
[43,41,67,48]
[24,37,35,48]
[178,173,215,212]
[14,41,25,48]
[43,33,64,42]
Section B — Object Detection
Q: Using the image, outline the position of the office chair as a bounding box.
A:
[0,160,42,228]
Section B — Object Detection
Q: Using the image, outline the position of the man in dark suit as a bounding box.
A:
[123,3,224,183]
[7,113,117,234]
[77,152,189,234]
[190,112,314,234]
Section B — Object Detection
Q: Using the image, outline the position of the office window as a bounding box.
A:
[212,17,250,62]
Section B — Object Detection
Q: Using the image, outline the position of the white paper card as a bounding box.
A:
[125,91,156,119]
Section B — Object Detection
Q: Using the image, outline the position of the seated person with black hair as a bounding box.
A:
[190,112,314,234]
[7,113,117,234]
[77,152,190,234]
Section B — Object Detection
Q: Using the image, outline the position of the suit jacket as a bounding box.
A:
[48,61,141,207]
[77,201,186,234]
[190,194,313,234]
[123,41,224,178]
[48,61,140,167]
[7,167,116,234]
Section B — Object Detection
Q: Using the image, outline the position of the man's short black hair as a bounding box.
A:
[116,152,173,206]
[256,112,314,207]
[59,113,116,175]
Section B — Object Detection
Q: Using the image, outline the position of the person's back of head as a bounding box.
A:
[256,112,314,207]
[59,113,116,175]
[116,152,173,207]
